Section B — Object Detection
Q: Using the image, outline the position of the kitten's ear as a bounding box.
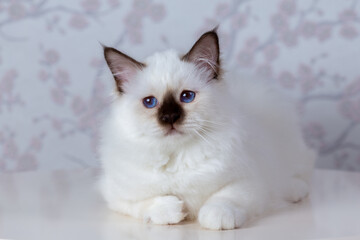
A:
[103,46,145,93]
[182,29,220,80]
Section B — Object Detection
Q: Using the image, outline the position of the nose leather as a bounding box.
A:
[160,112,180,124]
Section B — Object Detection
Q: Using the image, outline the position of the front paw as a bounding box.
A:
[286,178,310,203]
[144,196,187,225]
[198,202,247,230]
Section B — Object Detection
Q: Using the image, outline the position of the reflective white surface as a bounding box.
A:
[0,169,360,240]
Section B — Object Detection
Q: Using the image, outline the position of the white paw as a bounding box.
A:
[198,203,247,230]
[286,178,309,203]
[144,196,187,225]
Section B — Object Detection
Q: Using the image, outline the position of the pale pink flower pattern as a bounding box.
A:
[231,12,247,29]
[124,11,143,29]
[148,3,166,23]
[29,134,45,152]
[216,3,230,18]
[0,129,42,172]
[281,29,298,47]
[271,13,289,32]
[51,119,63,131]
[0,69,17,93]
[72,96,87,115]
[220,32,231,50]
[316,24,332,42]
[339,9,357,22]
[298,64,318,93]
[304,122,325,139]
[107,0,120,7]
[68,15,89,30]
[237,49,254,68]
[302,122,326,150]
[300,21,318,38]
[8,2,27,19]
[3,138,18,160]
[278,0,296,16]
[81,0,101,12]
[245,37,259,51]
[344,77,360,97]
[263,44,279,62]
[44,49,60,65]
[16,153,37,172]
[54,69,70,86]
[128,29,143,44]
[90,58,103,68]
[0,69,23,112]
[51,88,65,105]
[340,24,358,39]
[256,64,273,78]
[278,71,296,89]
[338,99,360,122]
[38,70,50,82]
[132,0,151,14]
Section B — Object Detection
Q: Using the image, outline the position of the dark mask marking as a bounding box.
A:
[158,92,184,126]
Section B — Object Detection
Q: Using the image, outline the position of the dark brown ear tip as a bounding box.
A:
[103,46,114,53]
[103,46,111,56]
[103,47,121,59]
[201,27,219,41]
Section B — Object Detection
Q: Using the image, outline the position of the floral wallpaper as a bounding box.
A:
[0,0,360,173]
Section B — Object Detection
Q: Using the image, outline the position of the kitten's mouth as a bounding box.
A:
[165,126,182,136]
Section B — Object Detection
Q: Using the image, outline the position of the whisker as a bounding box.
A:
[198,119,226,126]
[193,129,212,146]
[197,127,217,142]
[186,118,226,128]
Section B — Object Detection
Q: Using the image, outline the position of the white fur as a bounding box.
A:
[98,50,315,230]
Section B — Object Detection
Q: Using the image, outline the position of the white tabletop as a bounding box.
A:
[0,169,360,240]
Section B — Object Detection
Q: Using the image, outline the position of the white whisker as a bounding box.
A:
[197,127,217,142]
[193,129,212,146]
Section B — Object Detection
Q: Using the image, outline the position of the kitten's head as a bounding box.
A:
[104,30,227,146]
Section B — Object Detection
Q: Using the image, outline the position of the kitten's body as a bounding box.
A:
[99,31,315,230]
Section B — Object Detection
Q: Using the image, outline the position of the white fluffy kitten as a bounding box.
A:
[99,29,315,230]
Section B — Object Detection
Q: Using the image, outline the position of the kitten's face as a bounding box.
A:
[104,30,222,144]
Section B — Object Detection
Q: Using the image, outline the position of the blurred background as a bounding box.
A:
[0,0,360,173]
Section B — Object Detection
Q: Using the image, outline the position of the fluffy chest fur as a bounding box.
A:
[101,118,242,211]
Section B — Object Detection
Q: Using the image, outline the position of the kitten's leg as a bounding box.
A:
[107,195,187,225]
[198,182,264,230]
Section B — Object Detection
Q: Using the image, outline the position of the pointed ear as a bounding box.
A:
[182,29,220,80]
[103,46,145,93]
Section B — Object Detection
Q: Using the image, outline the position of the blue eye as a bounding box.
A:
[143,96,158,108]
[180,90,196,103]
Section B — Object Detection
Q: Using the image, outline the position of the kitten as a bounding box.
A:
[98,29,315,230]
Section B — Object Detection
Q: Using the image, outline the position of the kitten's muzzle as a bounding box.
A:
[157,92,184,126]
